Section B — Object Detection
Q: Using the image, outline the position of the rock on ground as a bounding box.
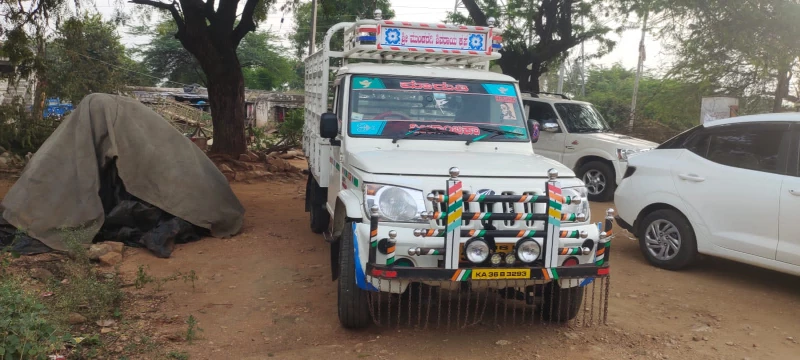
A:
[99,252,123,266]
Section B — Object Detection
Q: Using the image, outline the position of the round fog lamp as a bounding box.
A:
[464,238,490,264]
[490,253,503,265]
[504,253,516,265]
[516,238,541,263]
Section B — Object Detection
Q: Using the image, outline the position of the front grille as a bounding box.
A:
[428,188,549,230]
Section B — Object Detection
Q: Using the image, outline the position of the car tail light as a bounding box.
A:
[562,257,579,267]
[623,166,636,179]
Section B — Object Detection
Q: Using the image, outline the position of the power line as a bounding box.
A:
[62,48,190,87]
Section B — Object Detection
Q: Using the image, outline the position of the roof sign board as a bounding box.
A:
[378,26,488,53]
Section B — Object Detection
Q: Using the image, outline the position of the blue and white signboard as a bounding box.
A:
[379,26,488,52]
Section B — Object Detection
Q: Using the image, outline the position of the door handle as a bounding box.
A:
[790,189,800,196]
[678,173,705,182]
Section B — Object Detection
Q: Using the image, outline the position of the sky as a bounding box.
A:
[95,0,669,75]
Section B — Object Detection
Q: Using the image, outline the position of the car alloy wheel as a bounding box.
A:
[582,169,606,196]
[644,219,682,261]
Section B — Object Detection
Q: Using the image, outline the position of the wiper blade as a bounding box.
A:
[392,127,460,143]
[466,126,525,145]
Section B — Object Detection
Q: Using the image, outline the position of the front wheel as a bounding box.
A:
[337,222,371,329]
[576,161,615,202]
[638,209,698,270]
[540,281,583,322]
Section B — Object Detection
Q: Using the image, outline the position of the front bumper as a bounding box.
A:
[367,262,609,282]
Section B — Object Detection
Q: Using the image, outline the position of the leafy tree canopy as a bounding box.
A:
[46,13,154,102]
[134,18,300,91]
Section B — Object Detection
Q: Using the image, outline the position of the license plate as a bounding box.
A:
[471,269,530,280]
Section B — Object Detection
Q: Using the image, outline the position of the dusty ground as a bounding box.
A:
[2,171,800,360]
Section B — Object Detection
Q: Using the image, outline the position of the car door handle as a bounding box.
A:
[678,173,705,182]
[790,189,800,196]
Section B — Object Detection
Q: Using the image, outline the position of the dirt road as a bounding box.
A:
[3,175,800,360]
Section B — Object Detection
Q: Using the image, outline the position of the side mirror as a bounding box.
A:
[319,112,338,140]
[542,122,560,133]
[528,119,540,143]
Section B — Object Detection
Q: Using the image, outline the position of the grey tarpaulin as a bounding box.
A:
[0,93,244,255]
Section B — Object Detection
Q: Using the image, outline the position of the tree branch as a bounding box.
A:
[460,0,487,26]
[129,0,185,31]
[231,0,259,47]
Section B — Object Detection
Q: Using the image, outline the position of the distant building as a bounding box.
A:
[127,86,304,129]
[0,58,36,106]
[246,91,304,128]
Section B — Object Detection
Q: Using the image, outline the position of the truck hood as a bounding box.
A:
[348,150,575,178]
[587,132,658,149]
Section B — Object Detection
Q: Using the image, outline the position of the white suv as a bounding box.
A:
[521,94,656,202]
[615,113,800,276]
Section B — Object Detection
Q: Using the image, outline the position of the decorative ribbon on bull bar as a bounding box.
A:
[595,208,615,266]
[544,170,562,269]
[444,167,463,270]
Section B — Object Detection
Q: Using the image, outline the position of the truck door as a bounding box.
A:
[326,79,345,213]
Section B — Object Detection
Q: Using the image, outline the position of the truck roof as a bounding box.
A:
[520,94,591,105]
[336,63,518,83]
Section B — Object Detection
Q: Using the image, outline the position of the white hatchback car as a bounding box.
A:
[614,113,800,276]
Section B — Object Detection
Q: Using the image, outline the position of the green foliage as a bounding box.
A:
[49,233,124,322]
[290,0,395,59]
[45,13,154,102]
[185,315,202,344]
[655,0,800,111]
[0,100,61,154]
[0,278,67,360]
[135,18,300,90]
[168,351,190,360]
[575,64,708,130]
[446,0,618,92]
[278,108,304,147]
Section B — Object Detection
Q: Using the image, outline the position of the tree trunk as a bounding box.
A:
[205,61,247,156]
[773,63,791,113]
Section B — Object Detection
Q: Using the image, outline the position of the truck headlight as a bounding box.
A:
[364,184,426,222]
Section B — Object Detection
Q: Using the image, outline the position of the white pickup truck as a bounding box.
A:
[303,11,614,329]
[522,94,657,201]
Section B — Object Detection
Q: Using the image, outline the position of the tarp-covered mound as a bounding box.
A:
[0,93,245,257]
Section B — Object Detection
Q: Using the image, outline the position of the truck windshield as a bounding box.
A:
[348,75,529,142]
[554,103,611,133]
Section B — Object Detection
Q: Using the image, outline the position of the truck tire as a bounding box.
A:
[576,161,615,202]
[540,281,583,322]
[638,209,697,271]
[306,173,329,234]
[337,221,371,329]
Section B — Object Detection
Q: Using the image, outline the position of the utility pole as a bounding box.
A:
[309,0,318,57]
[557,62,565,93]
[629,10,648,131]
[580,16,586,97]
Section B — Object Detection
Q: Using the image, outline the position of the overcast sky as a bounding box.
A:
[94,0,668,73]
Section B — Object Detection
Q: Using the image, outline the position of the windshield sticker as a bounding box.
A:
[500,103,518,120]
[351,112,364,121]
[481,83,517,96]
[495,95,516,103]
[409,123,480,135]
[350,120,387,135]
[498,125,527,137]
[352,77,387,89]
[399,80,469,92]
